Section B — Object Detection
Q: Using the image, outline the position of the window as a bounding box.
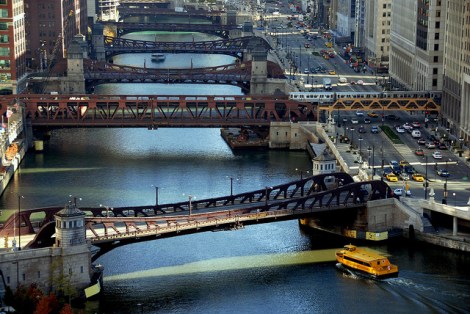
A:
[434,44,439,51]
[432,78,437,86]
[0,23,7,30]
[433,68,438,75]
[434,56,439,62]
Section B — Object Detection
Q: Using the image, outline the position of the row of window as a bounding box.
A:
[57,219,84,229]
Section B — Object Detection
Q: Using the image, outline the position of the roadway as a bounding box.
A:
[250,1,469,206]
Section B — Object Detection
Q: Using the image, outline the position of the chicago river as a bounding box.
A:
[0,31,469,313]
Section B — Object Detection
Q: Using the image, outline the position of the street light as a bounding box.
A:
[349,127,355,148]
[443,159,450,204]
[151,185,159,206]
[265,186,273,208]
[188,195,194,216]
[295,168,309,180]
[367,146,371,169]
[358,137,363,162]
[424,155,428,200]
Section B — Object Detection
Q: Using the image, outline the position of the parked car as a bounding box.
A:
[351,117,359,124]
[394,188,412,197]
[436,169,450,177]
[412,173,425,182]
[432,151,443,159]
[415,148,425,156]
[356,110,364,116]
[364,118,371,124]
[371,125,379,134]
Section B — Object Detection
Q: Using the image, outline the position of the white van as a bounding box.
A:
[411,130,421,138]
[338,77,347,83]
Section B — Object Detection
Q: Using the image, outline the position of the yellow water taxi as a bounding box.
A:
[335,244,398,279]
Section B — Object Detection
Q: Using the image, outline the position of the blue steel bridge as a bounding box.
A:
[0,173,394,261]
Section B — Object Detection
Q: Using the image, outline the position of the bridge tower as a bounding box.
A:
[91,24,106,61]
[63,35,86,94]
[249,45,268,95]
[312,148,337,175]
[54,200,86,247]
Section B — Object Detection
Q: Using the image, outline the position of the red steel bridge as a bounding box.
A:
[0,173,394,261]
[103,36,272,58]
[0,93,310,128]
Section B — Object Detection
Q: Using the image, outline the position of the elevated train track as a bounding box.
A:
[289,91,441,113]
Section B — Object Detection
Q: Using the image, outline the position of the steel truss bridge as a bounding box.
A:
[322,98,440,113]
[103,36,271,58]
[0,173,394,260]
[103,21,239,37]
[0,94,313,128]
[82,59,284,91]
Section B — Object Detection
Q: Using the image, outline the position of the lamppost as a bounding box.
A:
[17,195,23,250]
[380,144,384,181]
[295,168,309,180]
[265,186,272,208]
[443,159,449,204]
[151,185,159,206]
[349,127,355,147]
[226,176,238,196]
[367,146,372,169]
[188,195,194,216]
[424,155,428,200]
[358,136,363,162]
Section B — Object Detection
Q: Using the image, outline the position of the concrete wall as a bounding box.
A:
[0,244,92,293]
[367,198,424,232]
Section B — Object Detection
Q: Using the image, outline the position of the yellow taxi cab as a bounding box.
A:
[328,70,336,75]
[399,160,410,167]
[412,173,425,182]
[386,173,398,182]
[367,112,379,118]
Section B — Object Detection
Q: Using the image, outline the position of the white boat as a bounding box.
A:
[151,54,166,62]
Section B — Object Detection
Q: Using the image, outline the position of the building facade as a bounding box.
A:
[363,0,391,72]
[389,0,444,91]
[24,0,88,72]
[336,0,355,39]
[442,0,470,141]
[0,0,27,94]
